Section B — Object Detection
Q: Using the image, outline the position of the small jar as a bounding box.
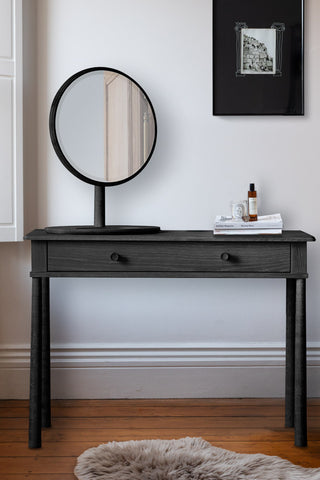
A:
[231,200,248,220]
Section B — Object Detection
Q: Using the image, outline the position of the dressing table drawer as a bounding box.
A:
[47,241,290,273]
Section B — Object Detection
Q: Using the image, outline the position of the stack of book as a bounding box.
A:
[214,213,283,235]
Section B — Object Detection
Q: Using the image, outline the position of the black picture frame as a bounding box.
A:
[212,0,304,115]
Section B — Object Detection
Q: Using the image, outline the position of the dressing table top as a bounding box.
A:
[25,229,315,243]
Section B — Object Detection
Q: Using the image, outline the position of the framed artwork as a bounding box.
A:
[212,0,304,115]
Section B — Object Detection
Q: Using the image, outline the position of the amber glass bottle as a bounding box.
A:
[248,183,257,221]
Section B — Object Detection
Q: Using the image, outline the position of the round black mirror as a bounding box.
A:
[47,67,160,234]
[49,67,157,187]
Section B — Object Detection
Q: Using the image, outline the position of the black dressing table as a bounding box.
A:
[28,67,315,448]
[25,228,315,448]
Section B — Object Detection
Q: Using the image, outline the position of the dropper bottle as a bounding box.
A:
[248,183,257,221]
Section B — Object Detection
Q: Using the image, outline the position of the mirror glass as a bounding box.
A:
[52,68,156,185]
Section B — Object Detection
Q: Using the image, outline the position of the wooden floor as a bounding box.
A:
[0,398,320,479]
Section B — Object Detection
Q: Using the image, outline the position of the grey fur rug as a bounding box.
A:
[74,437,320,480]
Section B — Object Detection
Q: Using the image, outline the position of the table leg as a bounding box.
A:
[285,279,296,428]
[41,277,51,428]
[29,277,42,448]
[294,278,307,447]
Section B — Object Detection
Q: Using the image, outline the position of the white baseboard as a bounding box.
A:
[1,342,320,399]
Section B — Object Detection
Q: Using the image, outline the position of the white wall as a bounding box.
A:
[1,0,320,398]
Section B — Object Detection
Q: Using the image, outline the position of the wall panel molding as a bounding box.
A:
[1,342,319,398]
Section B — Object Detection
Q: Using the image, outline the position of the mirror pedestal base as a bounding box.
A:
[44,225,161,235]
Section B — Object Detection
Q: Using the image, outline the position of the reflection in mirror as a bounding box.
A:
[55,70,156,184]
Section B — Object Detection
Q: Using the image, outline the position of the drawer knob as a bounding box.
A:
[110,252,120,262]
[220,252,230,261]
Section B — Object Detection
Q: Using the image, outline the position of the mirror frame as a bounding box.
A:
[49,66,157,187]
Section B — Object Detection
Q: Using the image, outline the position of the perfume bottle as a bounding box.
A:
[248,183,257,221]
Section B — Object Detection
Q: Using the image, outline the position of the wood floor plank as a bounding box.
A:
[2,430,319,448]
[0,405,293,418]
[1,440,320,458]
[0,427,299,443]
[0,476,76,480]
[3,405,320,420]
[2,416,320,429]
[32,427,300,443]
[0,457,77,474]
[1,398,320,408]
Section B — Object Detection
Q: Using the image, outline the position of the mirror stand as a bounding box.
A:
[45,186,161,235]
[94,185,105,228]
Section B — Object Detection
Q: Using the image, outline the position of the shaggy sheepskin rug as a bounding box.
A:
[74,437,320,480]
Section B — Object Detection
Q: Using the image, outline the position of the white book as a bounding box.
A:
[213,228,282,235]
[214,213,283,230]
